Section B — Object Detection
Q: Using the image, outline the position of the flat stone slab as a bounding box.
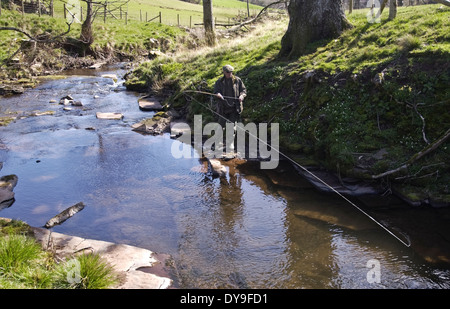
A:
[138,96,163,111]
[101,74,118,82]
[89,62,106,69]
[96,112,124,120]
[31,227,173,289]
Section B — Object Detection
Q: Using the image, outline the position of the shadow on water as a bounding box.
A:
[1,64,450,289]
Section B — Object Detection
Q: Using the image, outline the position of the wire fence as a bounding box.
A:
[1,0,54,16]
[1,0,266,29]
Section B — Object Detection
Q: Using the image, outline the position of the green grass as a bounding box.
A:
[289,6,450,74]
[0,219,118,289]
[53,253,118,289]
[124,15,286,115]
[0,0,266,76]
[49,0,263,26]
[125,4,449,203]
[1,2,448,202]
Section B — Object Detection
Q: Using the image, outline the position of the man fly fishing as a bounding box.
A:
[213,65,247,128]
[212,65,247,154]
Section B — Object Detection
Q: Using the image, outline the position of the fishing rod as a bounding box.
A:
[183,90,239,100]
[182,90,411,248]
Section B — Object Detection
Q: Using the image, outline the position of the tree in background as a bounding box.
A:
[80,0,94,48]
[203,0,216,46]
[389,0,397,20]
[279,0,352,58]
[80,0,129,53]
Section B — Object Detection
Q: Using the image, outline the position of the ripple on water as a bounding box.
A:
[1,67,450,289]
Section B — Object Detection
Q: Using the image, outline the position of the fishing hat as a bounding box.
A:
[223,65,234,73]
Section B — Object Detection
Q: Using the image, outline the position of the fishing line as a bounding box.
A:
[182,90,411,248]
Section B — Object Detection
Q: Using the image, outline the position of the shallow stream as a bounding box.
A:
[1,64,449,288]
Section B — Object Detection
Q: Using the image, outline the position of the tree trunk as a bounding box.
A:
[389,0,397,20]
[203,0,216,46]
[279,0,352,59]
[349,0,353,14]
[379,0,389,14]
[80,0,94,48]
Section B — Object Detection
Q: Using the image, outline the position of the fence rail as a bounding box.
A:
[1,0,265,28]
[1,0,54,16]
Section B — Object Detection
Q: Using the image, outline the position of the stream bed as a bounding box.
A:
[1,64,450,289]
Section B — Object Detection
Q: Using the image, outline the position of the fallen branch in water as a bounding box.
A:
[44,202,85,229]
[371,128,450,179]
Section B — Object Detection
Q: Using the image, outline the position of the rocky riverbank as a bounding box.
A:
[0,216,175,289]
[31,225,175,289]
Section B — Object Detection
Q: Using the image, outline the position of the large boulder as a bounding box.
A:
[132,112,171,135]
[138,96,164,111]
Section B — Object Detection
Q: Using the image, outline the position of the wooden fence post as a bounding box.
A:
[125,11,127,25]
[159,11,161,23]
[104,1,107,23]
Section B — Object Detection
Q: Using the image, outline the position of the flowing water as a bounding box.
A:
[1,64,450,289]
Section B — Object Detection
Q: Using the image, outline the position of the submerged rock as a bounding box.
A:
[293,208,377,231]
[293,165,382,196]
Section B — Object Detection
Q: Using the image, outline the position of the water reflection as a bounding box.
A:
[1,66,450,289]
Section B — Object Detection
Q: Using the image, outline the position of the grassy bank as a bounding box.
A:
[0,219,118,289]
[0,0,264,82]
[125,5,450,205]
[0,8,188,79]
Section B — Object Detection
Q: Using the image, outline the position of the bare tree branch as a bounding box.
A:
[1,20,73,66]
[0,21,73,43]
[0,27,36,41]
[372,128,450,179]
[434,0,450,7]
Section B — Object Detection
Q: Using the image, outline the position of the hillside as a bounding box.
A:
[124,5,450,206]
[1,2,449,206]
[0,0,264,82]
